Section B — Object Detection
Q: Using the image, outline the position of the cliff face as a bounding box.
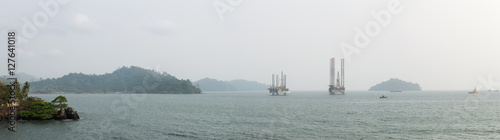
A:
[369,78,422,91]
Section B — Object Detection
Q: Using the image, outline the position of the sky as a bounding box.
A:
[1,0,500,90]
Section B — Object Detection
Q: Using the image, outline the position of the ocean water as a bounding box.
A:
[2,91,500,139]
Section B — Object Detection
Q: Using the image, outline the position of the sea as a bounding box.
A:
[1,91,500,140]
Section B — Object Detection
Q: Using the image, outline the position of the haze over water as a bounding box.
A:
[2,91,500,139]
[2,0,500,90]
[2,0,500,139]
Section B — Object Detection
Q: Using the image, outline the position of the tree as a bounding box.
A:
[22,82,30,99]
[19,102,56,120]
[19,110,32,119]
[0,81,10,104]
[20,96,44,111]
[9,79,23,100]
[51,95,68,111]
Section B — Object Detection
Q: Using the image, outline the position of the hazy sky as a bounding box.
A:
[1,0,500,90]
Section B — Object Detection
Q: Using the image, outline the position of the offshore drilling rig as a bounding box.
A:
[329,58,345,95]
[268,71,291,95]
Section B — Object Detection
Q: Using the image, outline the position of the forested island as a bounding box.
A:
[30,66,201,94]
[0,81,79,121]
[193,78,268,91]
[369,78,422,91]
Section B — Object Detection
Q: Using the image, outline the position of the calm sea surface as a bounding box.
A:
[2,91,500,139]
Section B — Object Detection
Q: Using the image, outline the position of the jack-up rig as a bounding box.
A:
[329,58,345,95]
[268,71,291,95]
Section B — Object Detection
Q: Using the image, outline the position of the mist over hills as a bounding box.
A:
[0,72,39,83]
[3,69,268,93]
[193,78,268,91]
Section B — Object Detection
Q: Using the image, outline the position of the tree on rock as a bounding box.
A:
[51,95,68,111]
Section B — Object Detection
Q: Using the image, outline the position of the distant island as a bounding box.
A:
[193,78,268,91]
[369,78,422,91]
[30,66,201,94]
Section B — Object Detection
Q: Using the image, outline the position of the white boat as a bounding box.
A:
[468,87,478,94]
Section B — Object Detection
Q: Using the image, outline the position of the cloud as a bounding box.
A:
[146,20,179,35]
[72,14,98,32]
[17,49,36,58]
[49,49,63,56]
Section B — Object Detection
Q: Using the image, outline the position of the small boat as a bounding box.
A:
[468,87,478,94]
[380,95,387,98]
[488,89,499,92]
[390,89,402,92]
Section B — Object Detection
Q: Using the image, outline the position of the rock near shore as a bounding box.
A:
[55,107,80,120]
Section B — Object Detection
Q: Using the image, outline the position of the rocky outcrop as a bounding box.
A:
[54,109,66,120]
[54,107,80,120]
[65,107,80,120]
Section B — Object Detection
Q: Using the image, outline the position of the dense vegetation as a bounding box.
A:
[30,66,201,94]
[193,78,268,91]
[0,80,29,105]
[369,78,422,91]
[0,80,76,120]
[17,95,75,120]
[19,101,55,120]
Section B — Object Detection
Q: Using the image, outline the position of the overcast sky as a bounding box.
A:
[1,0,500,90]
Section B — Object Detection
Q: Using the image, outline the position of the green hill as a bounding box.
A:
[193,78,268,91]
[369,78,422,91]
[30,66,201,94]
